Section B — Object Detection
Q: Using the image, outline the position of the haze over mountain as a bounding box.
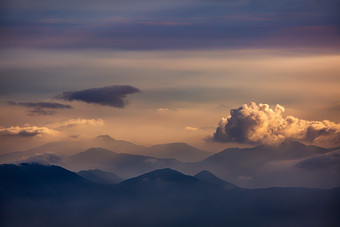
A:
[1,137,339,188]
[0,135,210,164]
[0,135,147,163]
[193,141,339,188]
[194,170,237,190]
[148,142,211,162]
[78,169,122,184]
[65,147,184,179]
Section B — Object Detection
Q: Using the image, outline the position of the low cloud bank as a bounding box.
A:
[0,126,57,137]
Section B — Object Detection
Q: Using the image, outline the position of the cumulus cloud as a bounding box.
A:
[57,118,104,128]
[7,101,72,115]
[213,102,340,145]
[56,85,140,107]
[0,126,58,137]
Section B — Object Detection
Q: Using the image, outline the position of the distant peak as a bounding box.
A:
[80,147,116,156]
[95,135,115,141]
[195,170,215,177]
[194,170,222,180]
[277,140,310,149]
[146,168,182,175]
[121,168,195,184]
[194,170,237,189]
[85,147,113,152]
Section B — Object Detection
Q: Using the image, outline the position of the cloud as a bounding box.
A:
[0,126,58,137]
[57,118,104,128]
[22,153,63,165]
[1,0,339,50]
[7,101,72,115]
[157,108,169,112]
[185,126,199,131]
[213,102,340,145]
[56,85,140,107]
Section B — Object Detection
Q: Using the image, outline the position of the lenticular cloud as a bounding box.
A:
[213,102,340,145]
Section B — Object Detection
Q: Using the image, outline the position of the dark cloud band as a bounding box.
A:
[7,101,72,109]
[7,101,73,115]
[56,85,140,107]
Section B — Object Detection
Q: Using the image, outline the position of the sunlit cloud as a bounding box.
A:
[213,102,340,146]
[185,126,199,131]
[157,108,169,112]
[56,118,105,128]
[0,126,58,137]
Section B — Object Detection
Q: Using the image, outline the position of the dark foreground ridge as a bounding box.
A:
[0,163,339,227]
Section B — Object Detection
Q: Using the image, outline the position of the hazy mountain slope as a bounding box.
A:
[0,135,211,164]
[0,163,90,197]
[194,170,237,189]
[91,135,148,155]
[64,147,185,178]
[148,143,211,162]
[0,141,83,164]
[119,168,210,192]
[1,139,338,188]
[192,141,336,188]
[78,169,122,184]
[0,135,147,164]
[204,141,328,166]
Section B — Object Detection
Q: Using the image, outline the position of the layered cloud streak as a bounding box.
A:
[7,101,72,115]
[214,102,340,146]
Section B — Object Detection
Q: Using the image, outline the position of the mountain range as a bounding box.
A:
[1,163,339,227]
[0,136,339,188]
[78,169,123,184]
[0,135,210,163]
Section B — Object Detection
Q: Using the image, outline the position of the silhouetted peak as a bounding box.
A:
[195,170,218,178]
[195,170,236,189]
[279,140,306,148]
[0,163,84,183]
[120,168,199,185]
[138,168,186,179]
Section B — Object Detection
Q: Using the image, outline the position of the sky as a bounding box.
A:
[0,0,340,153]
